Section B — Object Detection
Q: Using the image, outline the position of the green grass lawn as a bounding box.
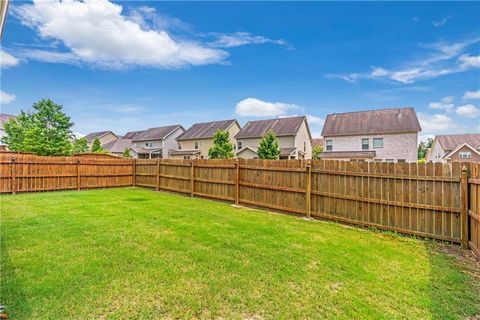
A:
[1,188,479,319]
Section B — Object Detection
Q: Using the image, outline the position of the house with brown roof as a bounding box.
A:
[235,116,312,160]
[129,125,185,159]
[171,119,241,159]
[320,107,421,162]
[102,138,133,157]
[84,131,118,148]
[426,134,480,163]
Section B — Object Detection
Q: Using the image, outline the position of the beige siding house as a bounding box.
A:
[128,125,184,159]
[171,119,240,159]
[85,131,118,148]
[0,113,16,149]
[426,134,480,163]
[320,108,421,163]
[235,116,312,159]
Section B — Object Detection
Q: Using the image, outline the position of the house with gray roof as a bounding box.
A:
[129,125,185,159]
[102,138,133,157]
[171,119,241,159]
[235,116,312,160]
[84,130,118,148]
[426,133,480,163]
[320,107,421,162]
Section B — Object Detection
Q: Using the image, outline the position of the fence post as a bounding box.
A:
[132,159,136,187]
[11,156,16,195]
[156,159,160,191]
[76,160,81,190]
[305,160,312,218]
[235,159,240,205]
[461,165,469,249]
[190,159,195,197]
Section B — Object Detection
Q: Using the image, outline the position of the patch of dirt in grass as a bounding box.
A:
[433,243,480,283]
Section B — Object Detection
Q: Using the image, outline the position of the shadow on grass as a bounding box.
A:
[1,236,31,319]
[427,243,480,319]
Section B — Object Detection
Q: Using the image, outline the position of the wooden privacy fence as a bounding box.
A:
[135,159,477,249]
[469,164,480,258]
[0,153,133,193]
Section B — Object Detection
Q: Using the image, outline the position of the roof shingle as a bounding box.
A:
[132,125,183,142]
[84,131,117,143]
[235,116,306,139]
[321,108,421,137]
[177,120,237,141]
[436,134,480,151]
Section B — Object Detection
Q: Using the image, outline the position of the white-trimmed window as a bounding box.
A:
[194,142,199,149]
[373,138,383,148]
[178,143,182,150]
[362,138,369,150]
[398,159,406,163]
[237,141,242,150]
[326,139,333,151]
[459,151,471,158]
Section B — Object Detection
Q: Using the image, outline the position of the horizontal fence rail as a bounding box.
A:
[0,153,133,193]
[1,151,478,259]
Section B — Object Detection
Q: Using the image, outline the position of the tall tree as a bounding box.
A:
[91,137,103,153]
[122,147,132,158]
[1,99,74,156]
[72,137,89,154]
[208,130,234,159]
[417,138,433,160]
[312,145,323,159]
[257,130,280,160]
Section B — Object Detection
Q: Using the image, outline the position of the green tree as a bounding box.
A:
[72,137,89,154]
[208,130,234,159]
[257,130,280,160]
[312,145,323,160]
[91,137,103,153]
[122,147,132,158]
[417,138,433,160]
[1,99,74,156]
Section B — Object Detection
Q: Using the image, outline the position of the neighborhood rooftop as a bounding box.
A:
[176,119,237,141]
[321,107,421,137]
[131,125,183,142]
[436,133,480,150]
[235,116,306,139]
[102,138,133,154]
[84,130,117,143]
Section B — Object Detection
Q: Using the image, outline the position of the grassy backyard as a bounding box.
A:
[1,188,479,319]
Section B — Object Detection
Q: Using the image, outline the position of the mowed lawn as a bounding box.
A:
[1,188,479,319]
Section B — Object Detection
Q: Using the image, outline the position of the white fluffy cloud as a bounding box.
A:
[12,0,227,69]
[0,49,20,68]
[428,96,454,112]
[463,90,480,100]
[212,32,288,48]
[235,98,300,117]
[328,38,480,84]
[417,113,454,132]
[456,104,480,118]
[0,91,16,104]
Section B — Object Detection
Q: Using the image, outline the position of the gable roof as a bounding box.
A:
[443,143,480,159]
[84,131,117,143]
[176,119,238,141]
[123,130,144,140]
[132,125,183,142]
[436,133,480,151]
[102,138,132,153]
[0,113,16,130]
[235,116,306,139]
[321,107,421,137]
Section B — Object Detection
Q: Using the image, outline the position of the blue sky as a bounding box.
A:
[1,1,479,140]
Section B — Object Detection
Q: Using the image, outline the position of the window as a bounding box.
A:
[459,151,471,158]
[326,140,333,151]
[178,143,181,150]
[237,141,242,150]
[373,138,383,148]
[184,156,190,160]
[386,159,394,163]
[362,138,369,150]
[398,159,406,163]
[200,156,204,159]
[304,141,306,152]
[374,159,383,162]
[194,142,199,149]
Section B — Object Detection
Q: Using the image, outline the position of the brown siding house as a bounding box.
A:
[427,134,480,163]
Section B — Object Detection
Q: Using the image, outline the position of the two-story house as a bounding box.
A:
[426,134,480,163]
[129,125,184,159]
[171,119,241,159]
[235,116,312,159]
[84,130,118,148]
[320,108,421,162]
